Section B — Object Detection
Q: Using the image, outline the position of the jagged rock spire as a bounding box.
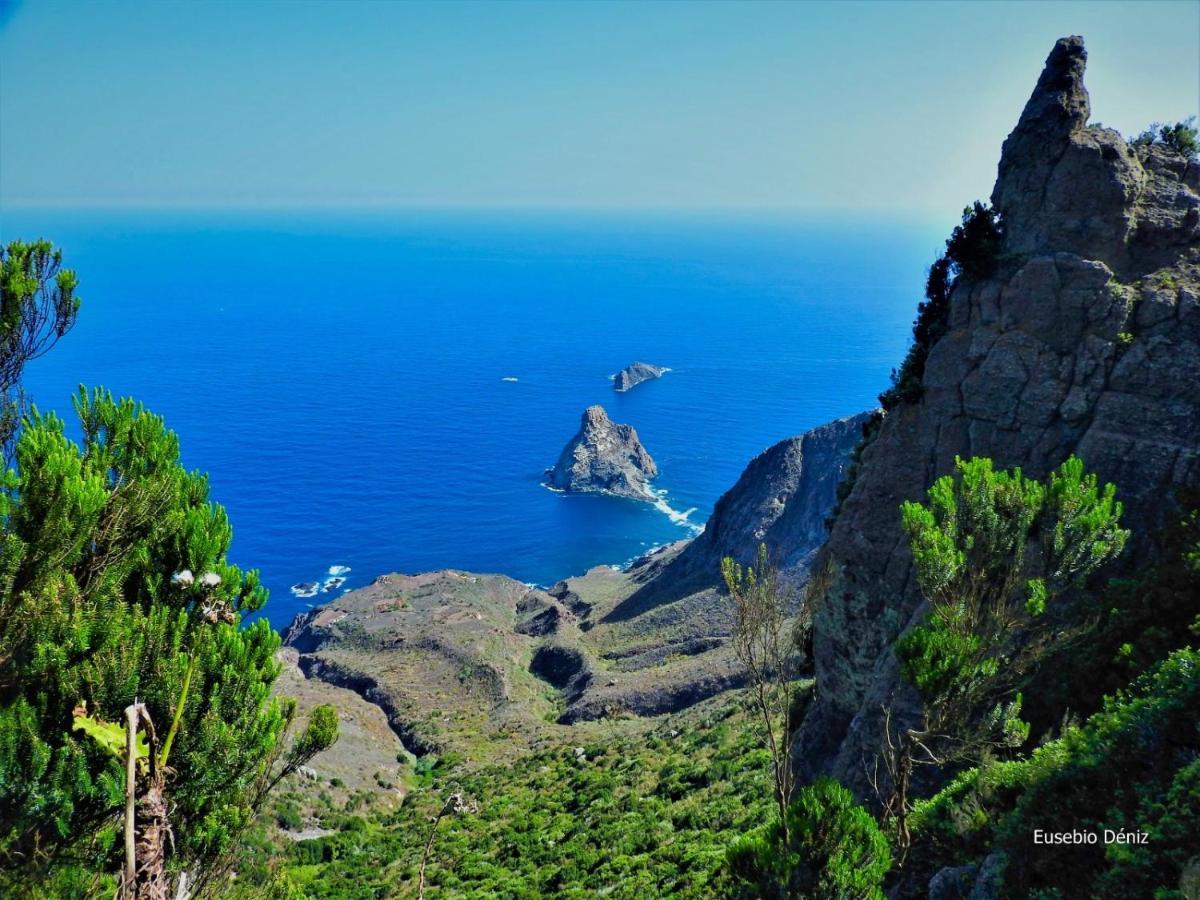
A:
[991,35,1145,268]
[992,35,1090,222]
[1013,35,1090,137]
[793,36,1200,799]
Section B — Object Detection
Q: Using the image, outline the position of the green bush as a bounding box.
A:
[234,708,773,898]
[727,777,891,899]
[880,256,952,410]
[276,801,304,831]
[911,649,1200,899]
[1027,488,1200,729]
[896,456,1127,760]
[1131,116,1199,158]
[944,201,1004,281]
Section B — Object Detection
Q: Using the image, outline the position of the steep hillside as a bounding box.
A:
[795,35,1200,792]
[281,410,864,764]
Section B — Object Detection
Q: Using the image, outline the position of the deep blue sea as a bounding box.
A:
[2,209,943,628]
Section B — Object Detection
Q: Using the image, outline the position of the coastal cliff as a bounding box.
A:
[547,405,659,500]
[283,406,873,744]
[670,411,873,578]
[794,35,1200,792]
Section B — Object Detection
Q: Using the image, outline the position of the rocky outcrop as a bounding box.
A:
[547,405,659,500]
[794,36,1200,794]
[514,592,566,637]
[559,667,750,723]
[672,411,874,580]
[605,412,872,622]
[613,361,668,392]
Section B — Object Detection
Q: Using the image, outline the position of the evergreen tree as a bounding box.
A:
[0,248,336,895]
[0,240,80,457]
[727,777,891,899]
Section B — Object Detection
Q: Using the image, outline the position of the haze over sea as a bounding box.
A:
[3,209,942,628]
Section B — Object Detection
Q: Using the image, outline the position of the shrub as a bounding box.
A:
[0,240,80,453]
[884,456,1128,859]
[944,201,1004,281]
[879,202,1003,411]
[1131,116,1199,158]
[276,802,304,831]
[0,389,299,890]
[879,256,952,410]
[728,777,891,899]
[912,649,1200,899]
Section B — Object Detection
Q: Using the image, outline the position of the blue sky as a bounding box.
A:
[1,0,1197,212]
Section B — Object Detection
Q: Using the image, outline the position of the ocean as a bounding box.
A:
[3,208,944,629]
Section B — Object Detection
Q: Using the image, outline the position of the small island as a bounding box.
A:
[546,405,658,501]
[613,361,668,392]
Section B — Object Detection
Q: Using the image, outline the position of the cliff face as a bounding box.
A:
[796,36,1200,791]
[668,411,873,580]
[547,405,659,500]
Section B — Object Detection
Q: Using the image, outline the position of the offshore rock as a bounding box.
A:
[613,361,668,392]
[547,405,658,501]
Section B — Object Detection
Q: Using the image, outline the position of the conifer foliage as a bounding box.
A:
[0,247,336,895]
[0,240,80,455]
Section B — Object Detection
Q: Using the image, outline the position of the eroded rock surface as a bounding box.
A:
[547,405,658,500]
[795,36,1200,794]
[672,411,874,578]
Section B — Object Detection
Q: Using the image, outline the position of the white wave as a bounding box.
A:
[544,479,700,533]
[328,565,351,576]
[501,376,519,382]
[646,486,702,534]
[290,582,319,599]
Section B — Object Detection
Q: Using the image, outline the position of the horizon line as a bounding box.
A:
[0,199,957,219]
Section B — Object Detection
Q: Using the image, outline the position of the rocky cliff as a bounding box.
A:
[547,405,659,500]
[660,411,873,584]
[795,36,1200,793]
[613,361,668,392]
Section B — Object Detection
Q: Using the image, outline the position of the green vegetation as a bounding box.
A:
[912,648,1200,898]
[1131,116,1199,158]
[4,235,1194,900]
[232,704,774,899]
[0,240,80,455]
[727,777,890,900]
[0,246,335,897]
[886,456,1128,857]
[1029,487,1200,729]
[880,202,1003,411]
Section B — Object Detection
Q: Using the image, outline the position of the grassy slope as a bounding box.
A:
[235,695,781,899]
